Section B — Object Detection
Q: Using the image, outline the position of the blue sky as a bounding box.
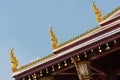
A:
[0,0,119,80]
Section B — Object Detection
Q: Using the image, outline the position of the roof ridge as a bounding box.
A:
[102,6,120,20]
[58,25,100,47]
[17,53,55,71]
[58,6,120,48]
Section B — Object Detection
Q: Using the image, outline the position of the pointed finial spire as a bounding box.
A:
[92,1,103,23]
[10,48,18,72]
[49,27,58,50]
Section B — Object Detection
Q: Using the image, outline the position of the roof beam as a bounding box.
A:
[91,66,108,77]
[52,65,74,75]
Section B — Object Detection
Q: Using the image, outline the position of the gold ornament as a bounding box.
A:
[49,27,58,50]
[92,2,103,23]
[10,49,18,72]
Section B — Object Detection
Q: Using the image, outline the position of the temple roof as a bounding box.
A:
[12,6,120,77]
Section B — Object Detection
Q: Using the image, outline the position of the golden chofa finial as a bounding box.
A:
[10,49,18,72]
[92,2,103,23]
[49,27,58,50]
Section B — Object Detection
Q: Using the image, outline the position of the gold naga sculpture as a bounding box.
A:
[10,49,18,72]
[49,27,58,50]
[92,2,103,23]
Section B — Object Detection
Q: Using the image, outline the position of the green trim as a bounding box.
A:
[102,6,120,20]
[58,25,100,47]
